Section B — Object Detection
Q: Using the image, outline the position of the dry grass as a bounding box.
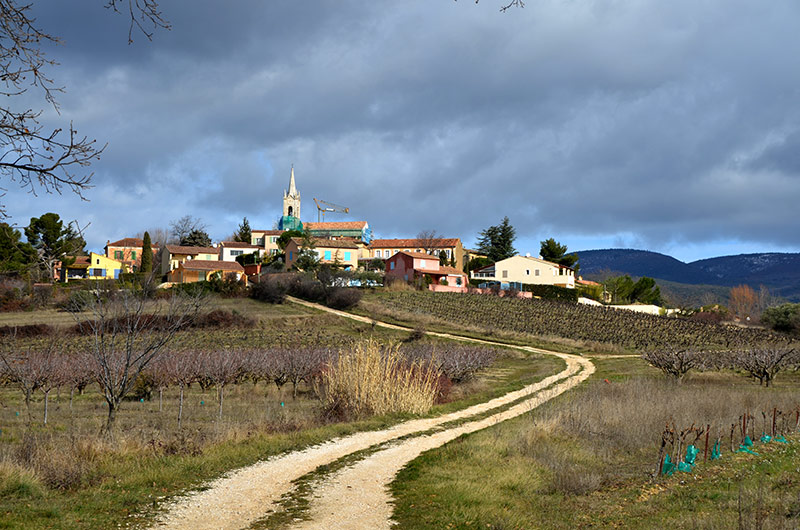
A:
[318,340,440,417]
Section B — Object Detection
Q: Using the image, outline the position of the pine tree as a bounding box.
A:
[234,217,252,243]
[539,238,578,268]
[476,217,517,262]
[140,231,153,273]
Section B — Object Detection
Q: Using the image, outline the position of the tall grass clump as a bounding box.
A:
[319,340,440,418]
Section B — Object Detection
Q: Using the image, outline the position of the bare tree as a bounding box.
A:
[198,348,245,419]
[729,285,758,323]
[0,340,54,421]
[416,229,442,255]
[733,345,798,387]
[169,215,207,245]
[79,280,204,435]
[0,1,169,217]
[641,345,704,382]
[155,349,199,428]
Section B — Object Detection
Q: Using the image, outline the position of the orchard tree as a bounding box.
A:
[140,231,153,273]
[729,284,758,322]
[476,216,516,262]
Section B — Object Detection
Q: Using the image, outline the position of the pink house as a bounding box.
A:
[384,251,468,289]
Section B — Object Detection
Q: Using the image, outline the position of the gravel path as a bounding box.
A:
[151,297,594,530]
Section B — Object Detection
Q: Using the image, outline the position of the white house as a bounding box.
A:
[471,255,575,288]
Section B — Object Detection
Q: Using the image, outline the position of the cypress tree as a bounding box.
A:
[140,231,153,273]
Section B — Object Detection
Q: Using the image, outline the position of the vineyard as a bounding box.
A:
[369,291,791,350]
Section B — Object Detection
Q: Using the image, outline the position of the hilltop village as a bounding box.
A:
[53,167,585,297]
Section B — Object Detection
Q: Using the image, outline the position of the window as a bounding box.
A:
[502,270,508,278]
[526,269,530,276]
[96,258,100,265]
[344,252,351,261]
[559,268,564,276]
[446,249,452,258]
[271,236,278,243]
[535,269,540,276]
[255,237,264,246]
[114,250,123,259]
[375,250,382,258]
[456,277,462,286]
[390,261,395,270]
[230,250,243,257]
[324,250,332,260]
[271,249,278,255]
[289,251,293,261]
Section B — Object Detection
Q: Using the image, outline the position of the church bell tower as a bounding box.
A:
[279,165,303,231]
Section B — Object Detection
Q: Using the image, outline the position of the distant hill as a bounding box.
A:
[576,249,800,303]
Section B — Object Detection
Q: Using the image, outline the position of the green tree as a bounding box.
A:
[277,229,304,251]
[476,216,516,262]
[539,238,579,269]
[630,276,661,304]
[439,250,448,266]
[233,217,252,243]
[0,223,37,273]
[140,231,153,273]
[180,229,212,247]
[25,212,85,281]
[604,275,635,304]
[761,303,800,334]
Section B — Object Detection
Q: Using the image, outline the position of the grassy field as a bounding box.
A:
[0,294,563,529]
[391,357,800,529]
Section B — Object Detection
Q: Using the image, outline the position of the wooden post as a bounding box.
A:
[772,407,777,437]
[703,424,710,463]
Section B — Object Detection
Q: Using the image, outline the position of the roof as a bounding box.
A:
[179,260,244,272]
[474,255,572,272]
[220,241,261,249]
[391,250,440,261]
[165,245,218,255]
[438,265,467,277]
[370,238,460,249]
[251,229,284,235]
[106,238,160,248]
[577,279,600,286]
[305,221,368,231]
[289,237,359,249]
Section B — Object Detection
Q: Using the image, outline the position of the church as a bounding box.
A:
[274,167,372,243]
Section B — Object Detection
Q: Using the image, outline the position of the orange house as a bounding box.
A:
[104,238,159,272]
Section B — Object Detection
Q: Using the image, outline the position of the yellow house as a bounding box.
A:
[65,252,126,281]
[251,229,284,257]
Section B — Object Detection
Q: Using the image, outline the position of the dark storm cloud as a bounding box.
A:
[6,0,800,257]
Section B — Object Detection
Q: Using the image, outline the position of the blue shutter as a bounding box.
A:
[344,252,351,261]
[289,251,293,261]
[325,250,332,260]
[114,269,121,279]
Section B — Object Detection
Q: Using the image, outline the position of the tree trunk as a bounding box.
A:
[218,384,224,420]
[69,387,74,411]
[159,387,163,412]
[43,389,50,425]
[102,398,120,438]
[178,384,184,429]
[24,388,33,423]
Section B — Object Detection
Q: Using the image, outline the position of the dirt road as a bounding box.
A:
[152,298,594,530]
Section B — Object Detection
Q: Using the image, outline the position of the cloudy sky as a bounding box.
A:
[4,0,800,262]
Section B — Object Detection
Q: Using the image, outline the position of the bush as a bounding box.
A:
[325,287,362,310]
[60,289,96,313]
[318,340,441,419]
[521,284,579,303]
[250,276,288,304]
[761,303,800,334]
[0,323,54,338]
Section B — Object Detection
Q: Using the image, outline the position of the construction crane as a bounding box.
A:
[313,198,350,222]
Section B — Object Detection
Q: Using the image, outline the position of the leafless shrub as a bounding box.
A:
[196,349,246,419]
[0,339,63,423]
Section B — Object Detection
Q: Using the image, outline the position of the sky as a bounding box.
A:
[4,0,800,263]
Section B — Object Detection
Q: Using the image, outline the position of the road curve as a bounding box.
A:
[151,297,594,530]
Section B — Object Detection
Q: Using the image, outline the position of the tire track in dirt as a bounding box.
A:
[151,297,593,530]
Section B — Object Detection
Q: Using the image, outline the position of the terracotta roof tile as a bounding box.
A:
[370,238,460,249]
[220,241,261,249]
[179,260,244,272]
[305,222,368,231]
[106,237,160,248]
[289,237,359,249]
[251,229,284,235]
[165,245,218,255]
[393,250,440,260]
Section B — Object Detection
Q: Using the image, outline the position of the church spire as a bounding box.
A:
[287,164,299,198]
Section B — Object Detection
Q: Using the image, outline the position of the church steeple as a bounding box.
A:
[286,165,299,198]
[279,165,302,230]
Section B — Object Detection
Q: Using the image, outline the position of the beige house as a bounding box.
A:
[218,241,264,262]
[369,238,465,270]
[168,260,246,284]
[284,238,359,271]
[158,245,219,276]
[471,255,575,288]
[251,229,284,257]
